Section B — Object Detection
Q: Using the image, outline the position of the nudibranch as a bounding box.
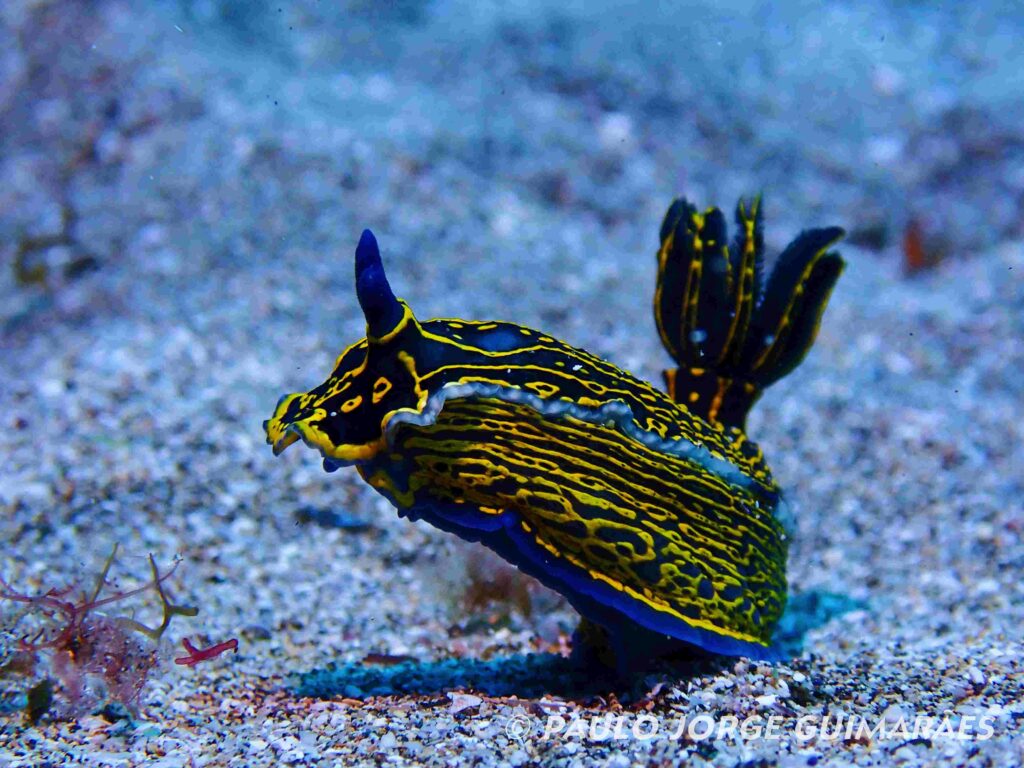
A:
[265,198,844,675]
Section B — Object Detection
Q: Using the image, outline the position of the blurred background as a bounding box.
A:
[3,0,1023,329]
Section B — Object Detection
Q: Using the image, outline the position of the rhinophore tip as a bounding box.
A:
[354,229,403,338]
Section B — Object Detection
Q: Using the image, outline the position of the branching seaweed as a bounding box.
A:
[0,545,231,721]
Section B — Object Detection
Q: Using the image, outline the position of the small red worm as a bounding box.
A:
[174,636,238,666]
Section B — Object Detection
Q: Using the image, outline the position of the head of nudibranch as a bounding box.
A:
[265,230,428,467]
[266,200,845,679]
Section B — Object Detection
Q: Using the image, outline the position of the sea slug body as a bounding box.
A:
[265,197,844,676]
